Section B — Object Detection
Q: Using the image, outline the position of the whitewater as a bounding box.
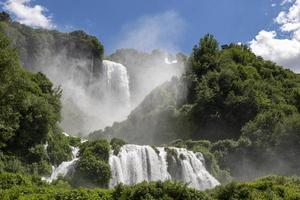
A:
[45,144,219,190]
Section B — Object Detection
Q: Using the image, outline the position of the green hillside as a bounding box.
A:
[90,34,300,181]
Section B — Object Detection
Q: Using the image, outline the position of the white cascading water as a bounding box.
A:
[171,148,220,190]
[102,60,131,107]
[109,144,220,190]
[45,144,219,190]
[109,145,171,188]
[43,146,79,182]
[61,60,131,134]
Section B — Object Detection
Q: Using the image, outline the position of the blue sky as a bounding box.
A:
[1,0,300,72]
[0,0,281,53]
[43,0,280,54]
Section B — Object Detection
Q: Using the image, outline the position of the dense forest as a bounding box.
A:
[0,12,300,199]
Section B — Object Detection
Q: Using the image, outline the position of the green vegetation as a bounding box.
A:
[0,31,75,176]
[0,17,104,73]
[0,14,105,135]
[110,138,126,155]
[0,172,299,200]
[71,140,111,188]
[91,34,300,181]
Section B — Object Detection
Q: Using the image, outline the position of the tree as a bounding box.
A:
[190,34,220,76]
[0,32,63,166]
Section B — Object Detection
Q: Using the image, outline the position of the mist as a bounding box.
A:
[24,49,133,136]
[107,10,187,109]
[5,10,187,137]
[108,49,186,107]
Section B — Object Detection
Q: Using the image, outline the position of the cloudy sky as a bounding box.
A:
[1,0,300,72]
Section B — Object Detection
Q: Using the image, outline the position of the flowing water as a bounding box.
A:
[43,146,79,182]
[109,144,220,190]
[102,60,131,107]
[46,144,219,190]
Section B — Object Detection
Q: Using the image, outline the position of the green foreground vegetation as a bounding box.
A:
[0,172,300,200]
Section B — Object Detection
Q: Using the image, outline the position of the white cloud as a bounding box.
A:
[2,0,54,29]
[281,0,294,6]
[116,10,186,52]
[250,0,300,72]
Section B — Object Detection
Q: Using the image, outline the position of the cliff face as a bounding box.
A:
[0,21,104,81]
[0,20,107,135]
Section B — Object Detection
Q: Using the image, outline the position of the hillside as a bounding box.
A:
[90,34,300,181]
[91,34,300,143]
[0,18,103,75]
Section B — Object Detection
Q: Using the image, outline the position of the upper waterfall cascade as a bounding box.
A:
[102,60,131,107]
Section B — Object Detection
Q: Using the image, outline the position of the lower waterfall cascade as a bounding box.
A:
[45,144,219,190]
[43,146,79,183]
[109,144,219,190]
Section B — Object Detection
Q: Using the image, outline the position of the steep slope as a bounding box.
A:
[0,20,103,75]
[91,35,300,144]
[90,34,300,180]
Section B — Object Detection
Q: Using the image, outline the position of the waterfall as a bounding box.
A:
[109,145,171,188]
[45,144,219,190]
[61,59,131,134]
[43,146,79,182]
[109,144,220,190]
[102,60,131,107]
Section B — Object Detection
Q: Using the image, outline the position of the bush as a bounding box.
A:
[47,129,73,166]
[110,138,126,155]
[72,140,111,188]
[73,154,111,187]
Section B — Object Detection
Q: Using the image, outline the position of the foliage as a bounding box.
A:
[91,34,300,181]
[110,138,126,155]
[71,140,111,188]
[0,172,300,200]
[112,181,209,200]
[47,128,73,166]
[0,31,76,176]
[0,32,56,173]
[0,20,104,71]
